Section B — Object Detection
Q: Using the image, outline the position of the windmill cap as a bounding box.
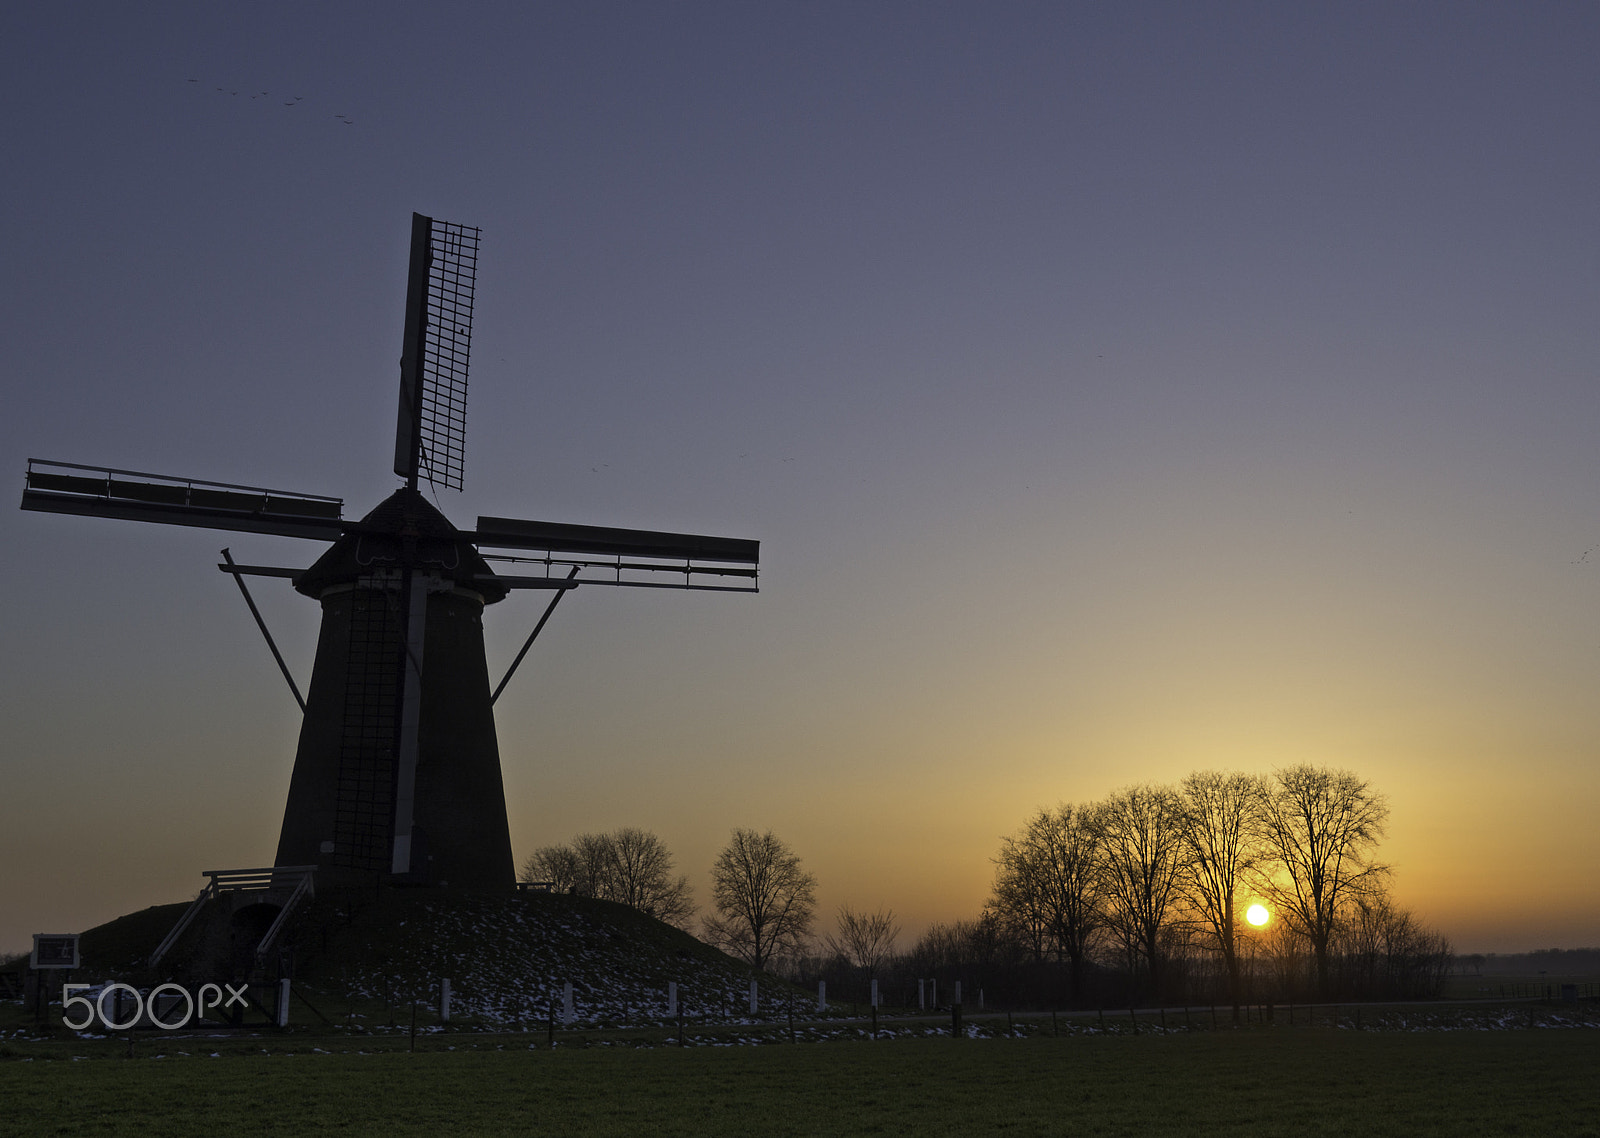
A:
[294,487,508,603]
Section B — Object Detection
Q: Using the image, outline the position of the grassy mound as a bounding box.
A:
[60,888,801,1027]
[289,888,781,1024]
[76,902,194,974]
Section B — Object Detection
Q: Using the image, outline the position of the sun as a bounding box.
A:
[1245,904,1270,927]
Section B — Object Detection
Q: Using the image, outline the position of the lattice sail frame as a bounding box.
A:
[395,214,479,492]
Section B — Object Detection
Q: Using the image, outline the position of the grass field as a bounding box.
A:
[4,1026,1598,1136]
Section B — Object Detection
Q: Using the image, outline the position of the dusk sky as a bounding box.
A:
[3,3,1597,957]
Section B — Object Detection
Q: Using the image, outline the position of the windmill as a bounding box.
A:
[21,213,758,892]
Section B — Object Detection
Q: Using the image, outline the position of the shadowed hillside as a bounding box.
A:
[69,888,811,1025]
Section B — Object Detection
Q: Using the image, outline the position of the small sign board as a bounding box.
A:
[31,934,79,970]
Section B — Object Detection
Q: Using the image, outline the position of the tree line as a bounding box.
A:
[824,765,1448,1010]
[522,765,1450,1009]
[974,765,1449,1007]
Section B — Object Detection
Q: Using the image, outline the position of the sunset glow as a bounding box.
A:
[3,5,1599,959]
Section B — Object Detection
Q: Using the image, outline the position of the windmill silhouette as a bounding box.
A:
[22,213,758,892]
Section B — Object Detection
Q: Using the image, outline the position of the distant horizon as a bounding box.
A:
[6,901,1597,965]
[7,908,1600,964]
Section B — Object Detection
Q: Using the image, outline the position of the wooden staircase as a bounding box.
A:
[148,866,317,970]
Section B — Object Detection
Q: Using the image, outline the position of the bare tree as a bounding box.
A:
[570,832,615,896]
[702,829,818,971]
[1335,892,1451,1000]
[989,804,1103,1002]
[989,812,1056,961]
[907,921,973,974]
[1256,764,1389,997]
[1092,784,1187,997]
[1260,913,1305,998]
[907,915,1008,976]
[519,833,611,896]
[606,827,696,928]
[825,905,901,978]
[520,828,696,928]
[520,833,612,897]
[520,844,584,893]
[1177,770,1265,1015]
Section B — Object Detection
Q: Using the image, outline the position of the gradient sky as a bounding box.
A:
[3,2,1596,958]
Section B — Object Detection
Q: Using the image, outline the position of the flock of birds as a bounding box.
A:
[187,78,354,125]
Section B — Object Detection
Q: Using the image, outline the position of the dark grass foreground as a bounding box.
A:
[4,1029,1598,1137]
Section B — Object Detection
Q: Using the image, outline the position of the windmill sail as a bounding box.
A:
[472,514,759,591]
[21,460,343,540]
[394,213,479,491]
[473,515,758,563]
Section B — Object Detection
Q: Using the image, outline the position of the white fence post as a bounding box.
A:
[276,978,290,1027]
[954,980,962,1005]
[668,981,678,1017]
[562,981,574,1025]
[749,979,759,1016]
[918,979,925,1010]
[817,980,826,1013]
[441,978,452,1023]
[931,979,937,1008]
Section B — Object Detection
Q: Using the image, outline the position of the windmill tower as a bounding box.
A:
[22,213,759,892]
